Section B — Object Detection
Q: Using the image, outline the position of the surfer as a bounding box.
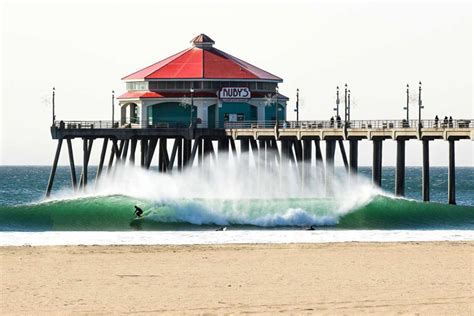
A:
[306,225,315,231]
[134,205,144,218]
[216,226,227,231]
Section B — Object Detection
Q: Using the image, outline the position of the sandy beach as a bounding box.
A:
[1,242,473,314]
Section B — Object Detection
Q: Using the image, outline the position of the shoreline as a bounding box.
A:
[2,242,473,314]
[1,229,473,246]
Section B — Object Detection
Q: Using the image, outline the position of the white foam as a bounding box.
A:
[0,230,472,246]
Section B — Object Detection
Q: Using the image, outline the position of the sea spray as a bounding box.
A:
[1,160,473,231]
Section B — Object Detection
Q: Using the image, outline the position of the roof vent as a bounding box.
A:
[191,34,215,48]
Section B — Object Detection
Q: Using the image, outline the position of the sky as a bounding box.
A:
[0,0,472,166]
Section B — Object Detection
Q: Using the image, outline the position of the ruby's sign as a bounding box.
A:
[219,87,251,102]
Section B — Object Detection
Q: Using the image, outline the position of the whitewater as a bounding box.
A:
[1,158,473,245]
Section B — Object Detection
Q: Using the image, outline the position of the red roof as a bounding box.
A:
[117,91,289,101]
[122,35,282,82]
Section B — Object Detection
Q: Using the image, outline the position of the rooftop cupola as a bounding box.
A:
[190,33,215,49]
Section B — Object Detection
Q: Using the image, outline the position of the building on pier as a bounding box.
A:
[118,34,288,128]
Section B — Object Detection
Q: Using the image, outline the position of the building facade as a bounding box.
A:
[118,34,288,128]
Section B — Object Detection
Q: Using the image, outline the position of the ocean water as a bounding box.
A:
[0,165,473,245]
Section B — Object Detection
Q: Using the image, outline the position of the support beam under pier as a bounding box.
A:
[96,138,108,180]
[337,139,349,172]
[422,140,430,202]
[66,138,77,189]
[448,139,456,205]
[395,139,406,196]
[45,139,63,198]
[372,139,383,187]
[129,139,137,165]
[349,139,358,174]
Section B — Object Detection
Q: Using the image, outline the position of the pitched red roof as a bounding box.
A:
[122,35,282,82]
[117,91,289,101]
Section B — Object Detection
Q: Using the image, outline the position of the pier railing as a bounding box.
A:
[53,119,474,130]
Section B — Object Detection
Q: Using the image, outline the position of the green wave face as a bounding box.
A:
[0,195,473,231]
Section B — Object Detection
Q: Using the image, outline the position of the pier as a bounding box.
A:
[46,118,474,204]
[44,34,473,204]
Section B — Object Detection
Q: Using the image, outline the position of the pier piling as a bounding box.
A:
[96,138,108,179]
[66,138,77,189]
[448,139,456,205]
[45,139,63,197]
[422,139,430,201]
[372,139,383,187]
[349,139,358,174]
[395,139,406,196]
[337,140,349,172]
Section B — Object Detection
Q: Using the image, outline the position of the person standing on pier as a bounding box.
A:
[330,116,335,128]
[443,116,448,128]
[435,115,439,128]
[449,116,453,128]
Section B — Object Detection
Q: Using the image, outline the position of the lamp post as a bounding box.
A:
[275,86,279,128]
[403,84,409,123]
[333,86,340,117]
[347,89,351,123]
[111,90,115,127]
[344,83,348,123]
[52,87,56,126]
[294,88,299,124]
[418,81,423,128]
[189,88,194,128]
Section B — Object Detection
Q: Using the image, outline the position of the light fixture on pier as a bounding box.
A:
[112,90,115,127]
[344,83,348,123]
[294,88,300,124]
[52,87,56,126]
[418,81,424,129]
[403,84,409,123]
[275,86,279,128]
[190,88,195,128]
[347,89,351,123]
[333,86,340,117]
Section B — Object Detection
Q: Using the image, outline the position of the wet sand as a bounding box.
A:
[1,242,473,314]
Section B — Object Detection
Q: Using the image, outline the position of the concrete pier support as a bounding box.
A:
[240,138,250,166]
[349,139,358,174]
[121,140,129,162]
[325,139,336,176]
[129,139,137,165]
[217,138,228,162]
[81,138,93,189]
[314,139,323,166]
[158,138,168,172]
[96,138,108,181]
[281,139,293,168]
[337,140,349,172]
[372,139,383,187]
[395,139,406,196]
[45,139,63,197]
[198,138,204,167]
[258,139,266,169]
[448,139,456,205]
[140,139,147,167]
[302,139,312,186]
[183,139,192,167]
[145,138,158,169]
[325,139,336,195]
[422,140,430,201]
[66,138,77,189]
[177,138,183,171]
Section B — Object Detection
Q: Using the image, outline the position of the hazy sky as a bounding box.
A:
[0,0,472,166]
